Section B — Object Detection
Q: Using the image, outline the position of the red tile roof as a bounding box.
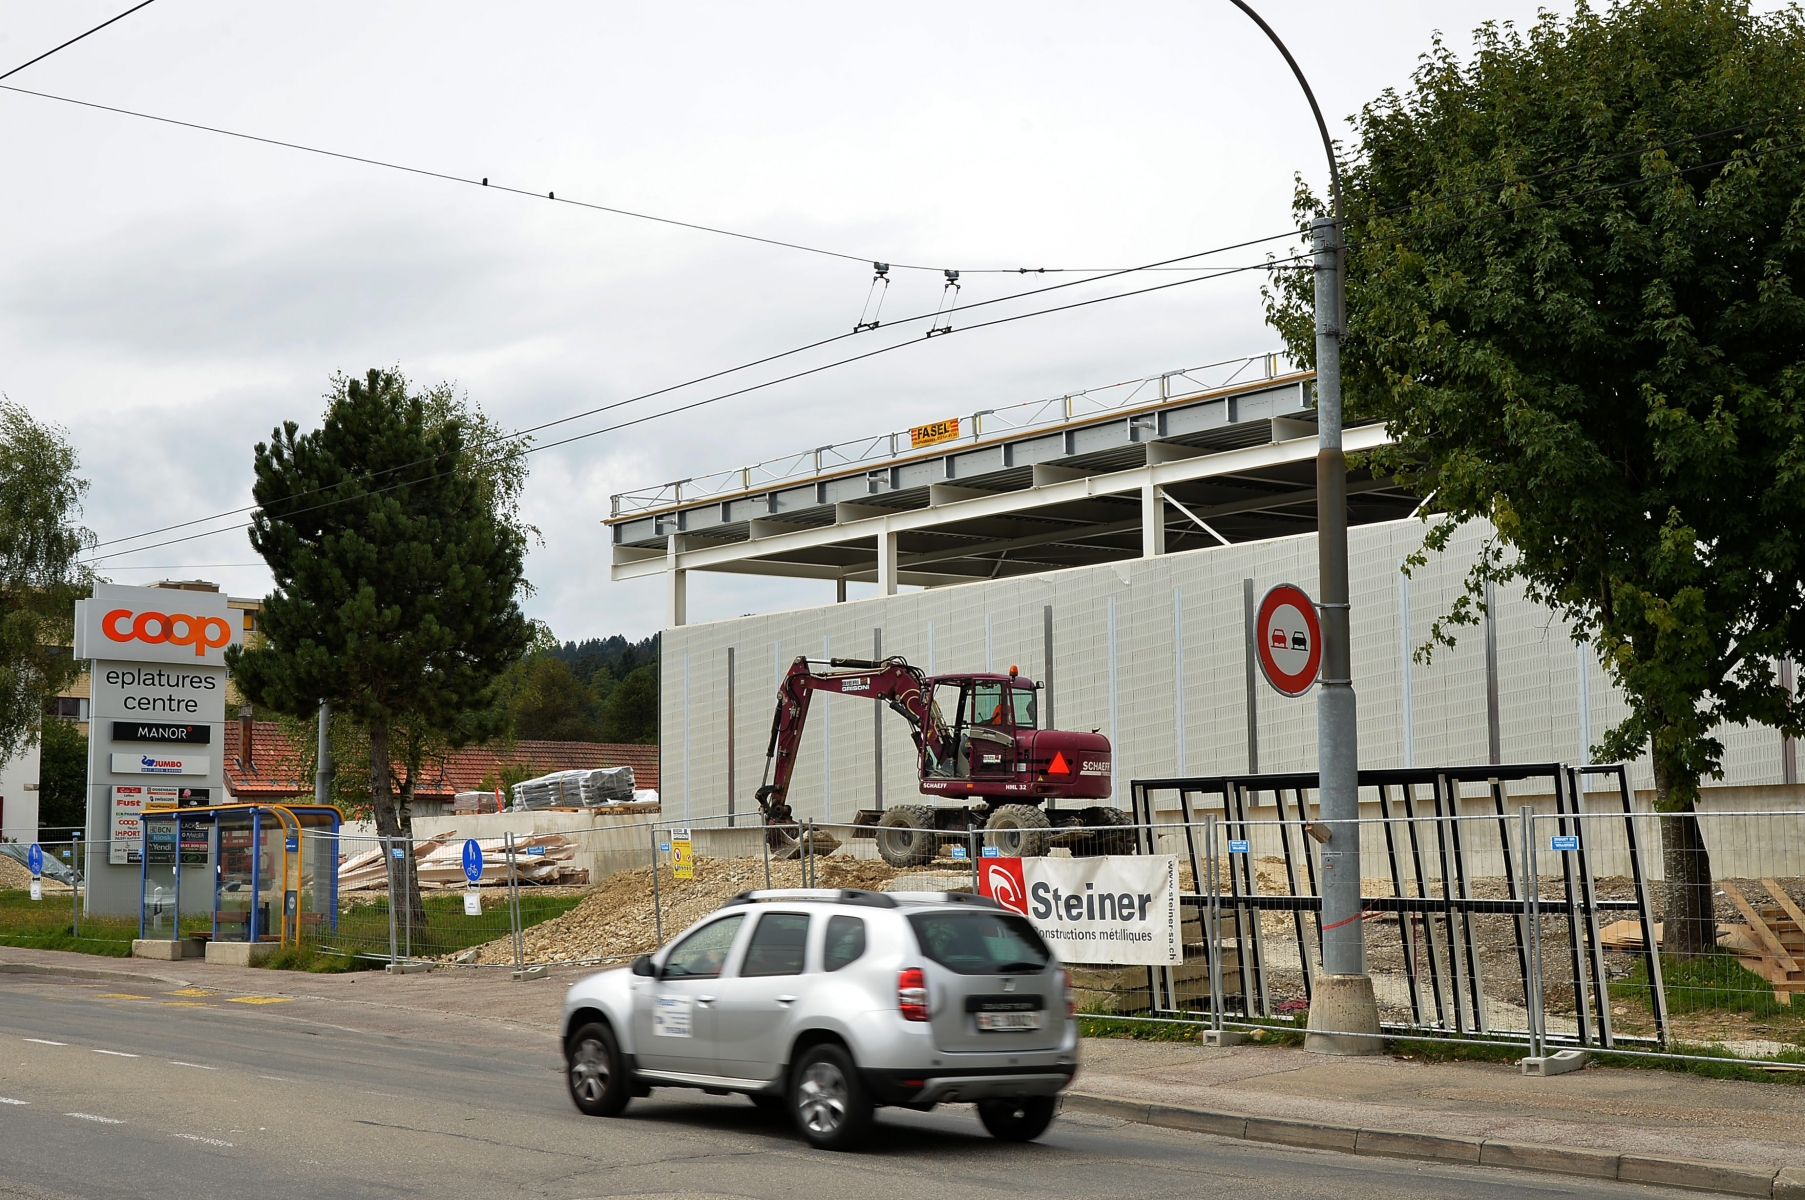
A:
[223,721,658,802]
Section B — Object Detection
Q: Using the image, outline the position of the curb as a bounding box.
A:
[0,961,194,988]
[1059,1092,1801,1198]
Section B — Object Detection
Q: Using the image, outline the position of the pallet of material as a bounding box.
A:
[337,834,582,891]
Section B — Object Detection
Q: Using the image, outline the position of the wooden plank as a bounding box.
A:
[1760,879,1805,934]
[1720,881,1801,974]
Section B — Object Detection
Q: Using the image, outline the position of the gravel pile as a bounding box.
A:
[482,854,946,966]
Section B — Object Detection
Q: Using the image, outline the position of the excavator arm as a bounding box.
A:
[754,656,947,825]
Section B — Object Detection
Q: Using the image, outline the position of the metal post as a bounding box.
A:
[402,836,412,963]
[385,837,398,966]
[726,648,736,827]
[506,831,523,971]
[1242,579,1259,772]
[71,833,81,938]
[315,700,333,806]
[1523,806,1545,1058]
[762,824,772,890]
[1208,814,1224,1032]
[650,824,664,947]
[873,628,884,813]
[967,829,978,893]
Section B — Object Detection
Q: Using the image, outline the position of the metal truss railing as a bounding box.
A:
[609,351,1297,519]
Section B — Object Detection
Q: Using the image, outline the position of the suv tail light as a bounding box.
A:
[898,967,929,1021]
[1061,968,1075,1019]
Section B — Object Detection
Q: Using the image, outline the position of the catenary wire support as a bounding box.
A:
[854,263,890,332]
[927,270,960,336]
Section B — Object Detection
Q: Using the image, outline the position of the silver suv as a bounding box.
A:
[560,888,1079,1150]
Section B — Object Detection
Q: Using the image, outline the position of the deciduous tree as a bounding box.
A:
[1268,0,1805,954]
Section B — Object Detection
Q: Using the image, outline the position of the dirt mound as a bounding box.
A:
[472,854,942,966]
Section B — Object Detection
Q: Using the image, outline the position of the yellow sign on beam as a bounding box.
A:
[910,418,960,449]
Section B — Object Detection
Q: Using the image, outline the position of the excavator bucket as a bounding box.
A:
[764,824,842,861]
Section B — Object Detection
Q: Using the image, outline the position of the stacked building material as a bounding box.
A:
[581,766,635,805]
[452,790,506,814]
[510,770,587,809]
[337,833,584,890]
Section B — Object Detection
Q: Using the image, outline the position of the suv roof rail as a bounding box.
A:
[722,888,898,909]
[885,890,1004,910]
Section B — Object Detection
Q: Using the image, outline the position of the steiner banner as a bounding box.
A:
[980,854,1180,966]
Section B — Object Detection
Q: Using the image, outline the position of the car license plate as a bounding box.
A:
[976,1011,1041,1032]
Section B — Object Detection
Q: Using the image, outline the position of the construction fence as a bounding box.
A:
[11,768,1798,1069]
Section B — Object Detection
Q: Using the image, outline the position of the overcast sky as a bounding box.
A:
[4,0,1620,642]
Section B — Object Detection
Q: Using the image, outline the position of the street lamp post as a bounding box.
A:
[1227,1,1380,1053]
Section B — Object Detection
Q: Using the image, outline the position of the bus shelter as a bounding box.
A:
[138,804,341,947]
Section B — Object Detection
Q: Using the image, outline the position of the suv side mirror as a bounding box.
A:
[631,954,656,978]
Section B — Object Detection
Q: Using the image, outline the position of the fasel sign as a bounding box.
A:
[980,855,1180,966]
[73,584,242,667]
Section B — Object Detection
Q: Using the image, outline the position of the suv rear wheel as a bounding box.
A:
[790,1043,873,1150]
[565,1021,631,1117]
[977,1095,1056,1141]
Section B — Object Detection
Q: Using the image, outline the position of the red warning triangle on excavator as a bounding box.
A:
[1049,751,1071,775]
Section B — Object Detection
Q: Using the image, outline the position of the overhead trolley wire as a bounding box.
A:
[89,119,1805,563]
[0,80,1239,276]
[0,0,161,83]
[87,227,1303,557]
[87,252,1306,565]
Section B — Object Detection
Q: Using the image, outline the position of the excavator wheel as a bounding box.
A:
[985,804,1052,858]
[1073,806,1137,857]
[875,805,940,868]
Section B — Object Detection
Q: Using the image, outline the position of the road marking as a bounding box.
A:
[257,1075,291,1082]
[161,1001,213,1008]
[96,993,150,1000]
[66,1113,123,1124]
[169,1062,215,1070]
[91,1049,139,1058]
[23,1039,66,1046]
[168,988,217,997]
[360,1090,401,1099]
[224,996,292,1005]
[173,1133,234,1148]
[0,1097,27,1105]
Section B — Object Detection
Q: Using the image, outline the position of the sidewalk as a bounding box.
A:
[4,947,1803,1195]
[1071,1036,1805,1196]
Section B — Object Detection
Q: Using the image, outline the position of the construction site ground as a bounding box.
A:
[2,943,1802,1195]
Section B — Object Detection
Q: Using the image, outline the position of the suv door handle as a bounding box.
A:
[775,995,797,1004]
[696,995,716,1005]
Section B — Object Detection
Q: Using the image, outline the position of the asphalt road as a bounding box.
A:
[0,972,1706,1200]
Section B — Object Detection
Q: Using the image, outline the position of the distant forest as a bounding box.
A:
[496,633,660,744]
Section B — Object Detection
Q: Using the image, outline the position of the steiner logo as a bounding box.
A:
[983,861,1028,916]
[103,609,232,657]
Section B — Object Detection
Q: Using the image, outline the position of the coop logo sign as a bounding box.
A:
[74,584,242,666]
[102,609,232,656]
[981,854,1180,966]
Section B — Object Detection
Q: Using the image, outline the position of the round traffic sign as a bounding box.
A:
[1255,582,1322,696]
[26,843,43,876]
[461,838,484,884]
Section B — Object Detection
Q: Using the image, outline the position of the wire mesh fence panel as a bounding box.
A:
[0,840,126,955]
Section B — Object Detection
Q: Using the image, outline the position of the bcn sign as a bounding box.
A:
[75,584,242,666]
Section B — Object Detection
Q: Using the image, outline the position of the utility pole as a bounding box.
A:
[1228,0,1380,1053]
[315,700,333,807]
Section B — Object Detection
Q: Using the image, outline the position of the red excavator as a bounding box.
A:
[753,655,1129,867]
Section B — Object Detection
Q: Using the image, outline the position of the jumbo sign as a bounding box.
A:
[74,584,242,666]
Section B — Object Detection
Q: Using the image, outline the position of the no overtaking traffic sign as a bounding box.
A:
[1255,582,1322,697]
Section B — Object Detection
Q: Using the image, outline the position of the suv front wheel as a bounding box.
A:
[790,1043,873,1150]
[977,1095,1056,1141]
[566,1021,631,1117]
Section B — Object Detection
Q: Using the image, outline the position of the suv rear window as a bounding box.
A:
[907,910,1051,975]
